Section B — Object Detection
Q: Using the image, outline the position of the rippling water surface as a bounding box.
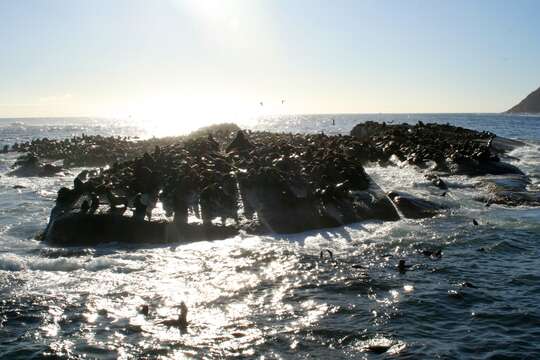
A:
[1,114,540,359]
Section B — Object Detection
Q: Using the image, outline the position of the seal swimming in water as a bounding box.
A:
[397,259,412,273]
[138,304,150,316]
[320,249,334,261]
[421,249,442,259]
[157,302,188,332]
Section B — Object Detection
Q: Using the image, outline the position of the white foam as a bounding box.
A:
[84,257,131,272]
[0,251,139,273]
[0,254,27,271]
[29,257,84,272]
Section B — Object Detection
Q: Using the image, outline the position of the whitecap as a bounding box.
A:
[0,253,27,271]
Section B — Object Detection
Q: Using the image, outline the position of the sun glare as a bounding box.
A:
[182,0,244,21]
[185,0,224,18]
[126,95,265,137]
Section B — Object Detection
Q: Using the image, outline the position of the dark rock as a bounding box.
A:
[8,154,64,177]
[41,129,403,244]
[480,175,530,192]
[475,175,540,207]
[35,122,533,246]
[350,122,524,176]
[448,159,523,176]
[10,123,240,168]
[481,190,540,207]
[45,213,240,246]
[490,137,527,154]
[226,130,254,153]
[387,191,446,219]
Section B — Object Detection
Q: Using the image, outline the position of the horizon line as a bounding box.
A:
[0,112,530,120]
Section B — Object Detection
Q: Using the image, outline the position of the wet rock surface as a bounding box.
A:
[7,153,64,177]
[387,191,447,219]
[476,175,540,206]
[46,213,240,246]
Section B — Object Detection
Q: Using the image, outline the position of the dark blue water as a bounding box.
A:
[254,113,540,140]
[1,114,539,359]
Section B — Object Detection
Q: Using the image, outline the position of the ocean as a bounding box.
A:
[1,114,539,359]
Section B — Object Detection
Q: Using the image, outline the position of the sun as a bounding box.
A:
[182,0,236,20]
[125,94,261,138]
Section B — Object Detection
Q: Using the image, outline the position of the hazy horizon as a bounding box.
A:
[1,0,540,122]
[2,110,540,119]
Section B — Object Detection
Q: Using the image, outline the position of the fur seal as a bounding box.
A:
[158,302,188,331]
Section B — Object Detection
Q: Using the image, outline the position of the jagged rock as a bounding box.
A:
[350,122,524,176]
[37,122,533,245]
[479,174,530,193]
[476,175,540,206]
[10,123,240,168]
[485,191,540,206]
[8,154,64,177]
[42,130,402,245]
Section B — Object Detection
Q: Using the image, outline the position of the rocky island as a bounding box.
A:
[7,122,536,246]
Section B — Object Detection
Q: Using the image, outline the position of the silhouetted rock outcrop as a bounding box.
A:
[41,130,402,245]
[8,153,64,177]
[10,123,240,168]
[37,122,534,246]
[350,121,523,176]
[506,86,540,114]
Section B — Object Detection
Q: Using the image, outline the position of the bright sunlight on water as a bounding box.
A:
[1,114,540,359]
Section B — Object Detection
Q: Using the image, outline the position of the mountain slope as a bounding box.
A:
[506,86,540,114]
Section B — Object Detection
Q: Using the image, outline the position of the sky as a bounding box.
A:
[1,0,540,122]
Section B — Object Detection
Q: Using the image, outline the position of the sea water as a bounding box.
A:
[1,114,539,359]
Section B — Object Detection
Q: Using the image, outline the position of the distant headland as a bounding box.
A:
[506,86,540,114]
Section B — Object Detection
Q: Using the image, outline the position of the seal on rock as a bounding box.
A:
[387,191,446,219]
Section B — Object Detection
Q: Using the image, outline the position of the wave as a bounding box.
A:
[0,253,138,272]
